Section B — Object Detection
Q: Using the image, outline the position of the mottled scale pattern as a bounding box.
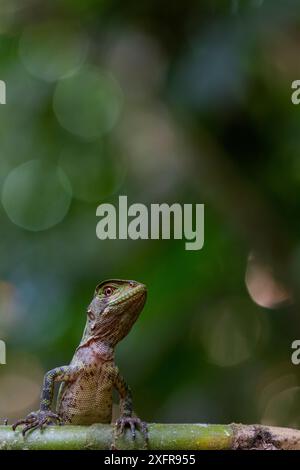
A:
[58,358,116,424]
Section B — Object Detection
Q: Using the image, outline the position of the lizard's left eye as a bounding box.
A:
[104,286,115,297]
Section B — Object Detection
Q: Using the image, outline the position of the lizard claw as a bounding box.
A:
[115,416,148,443]
[12,410,62,436]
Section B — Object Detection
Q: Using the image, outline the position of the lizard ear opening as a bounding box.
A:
[87,309,95,320]
[94,279,121,297]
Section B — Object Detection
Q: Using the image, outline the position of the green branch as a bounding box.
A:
[0,423,300,450]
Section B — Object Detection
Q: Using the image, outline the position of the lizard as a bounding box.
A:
[12,279,148,442]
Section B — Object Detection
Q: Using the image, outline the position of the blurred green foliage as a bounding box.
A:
[0,0,300,427]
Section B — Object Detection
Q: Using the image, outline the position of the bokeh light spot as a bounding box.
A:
[2,160,72,231]
[245,252,292,309]
[198,298,265,367]
[19,20,88,82]
[59,140,126,203]
[0,375,40,414]
[53,66,123,140]
[261,386,300,428]
[103,30,167,100]
[0,281,19,333]
[116,106,188,197]
[0,354,44,419]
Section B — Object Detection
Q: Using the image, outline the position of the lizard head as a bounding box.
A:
[81,279,147,347]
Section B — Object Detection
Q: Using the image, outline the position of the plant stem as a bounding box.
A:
[0,423,299,450]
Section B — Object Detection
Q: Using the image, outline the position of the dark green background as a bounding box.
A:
[0,0,300,428]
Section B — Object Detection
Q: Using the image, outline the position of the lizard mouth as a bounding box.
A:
[108,284,147,307]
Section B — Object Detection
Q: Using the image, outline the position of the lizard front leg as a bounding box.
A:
[113,369,148,444]
[12,365,80,436]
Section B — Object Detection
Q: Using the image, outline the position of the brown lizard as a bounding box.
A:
[12,279,148,442]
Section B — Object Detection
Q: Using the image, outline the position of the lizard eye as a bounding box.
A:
[104,286,115,297]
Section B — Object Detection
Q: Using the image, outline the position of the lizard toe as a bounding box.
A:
[12,413,35,431]
[13,410,62,436]
[116,416,148,443]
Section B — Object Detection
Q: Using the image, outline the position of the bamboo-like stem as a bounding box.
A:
[0,423,300,450]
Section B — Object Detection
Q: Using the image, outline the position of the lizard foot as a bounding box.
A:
[12,410,62,436]
[115,416,148,442]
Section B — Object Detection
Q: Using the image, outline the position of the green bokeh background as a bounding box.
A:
[0,0,300,427]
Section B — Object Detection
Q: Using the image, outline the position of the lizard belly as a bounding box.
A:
[57,363,114,425]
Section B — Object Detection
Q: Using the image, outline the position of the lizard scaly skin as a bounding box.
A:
[12,279,148,441]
